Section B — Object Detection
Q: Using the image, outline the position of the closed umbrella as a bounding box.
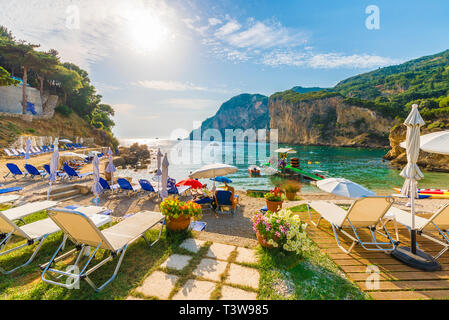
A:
[91,154,102,205]
[25,137,31,164]
[160,153,169,199]
[317,178,376,198]
[153,148,163,191]
[47,143,59,200]
[392,104,440,271]
[105,147,116,185]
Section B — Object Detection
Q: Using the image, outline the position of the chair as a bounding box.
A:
[0,207,110,275]
[99,177,119,194]
[43,164,66,179]
[0,195,21,205]
[307,197,396,254]
[4,163,27,179]
[117,178,141,194]
[2,200,58,224]
[214,190,237,214]
[167,178,190,196]
[41,209,164,291]
[24,164,47,179]
[3,149,20,157]
[139,179,157,197]
[388,204,449,260]
[0,187,22,194]
[62,164,93,180]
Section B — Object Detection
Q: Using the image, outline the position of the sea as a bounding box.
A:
[117,138,449,194]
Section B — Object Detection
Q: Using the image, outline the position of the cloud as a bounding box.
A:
[162,98,220,110]
[133,80,236,94]
[262,51,400,69]
[112,103,136,115]
[214,20,241,37]
[208,18,222,26]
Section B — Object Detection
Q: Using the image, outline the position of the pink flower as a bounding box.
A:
[275,231,281,238]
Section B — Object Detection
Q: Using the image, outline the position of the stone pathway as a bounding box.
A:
[129,238,260,300]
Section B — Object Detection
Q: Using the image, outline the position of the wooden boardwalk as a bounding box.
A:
[295,210,449,300]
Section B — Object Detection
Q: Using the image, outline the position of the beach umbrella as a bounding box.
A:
[105,147,116,185]
[24,138,31,163]
[189,163,237,194]
[80,137,84,146]
[317,178,376,198]
[91,154,102,205]
[210,176,233,184]
[59,139,72,143]
[400,130,449,155]
[153,148,163,191]
[176,179,203,189]
[391,104,440,270]
[47,143,59,200]
[160,153,169,199]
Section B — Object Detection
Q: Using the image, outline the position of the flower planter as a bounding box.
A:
[266,200,283,213]
[285,191,296,201]
[256,232,273,248]
[166,215,191,231]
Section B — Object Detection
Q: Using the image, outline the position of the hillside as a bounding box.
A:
[189,93,269,139]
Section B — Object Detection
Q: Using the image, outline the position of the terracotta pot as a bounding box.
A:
[166,215,191,231]
[256,232,273,248]
[285,191,296,201]
[266,200,283,213]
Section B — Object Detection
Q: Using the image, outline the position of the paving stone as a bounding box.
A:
[205,242,236,260]
[235,247,258,264]
[180,238,206,253]
[160,254,192,270]
[220,285,257,300]
[227,264,260,289]
[135,271,179,300]
[172,279,216,300]
[192,258,228,281]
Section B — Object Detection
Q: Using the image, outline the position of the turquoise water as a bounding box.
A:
[118,139,449,194]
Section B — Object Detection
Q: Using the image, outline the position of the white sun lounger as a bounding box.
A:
[2,200,58,223]
[0,195,21,205]
[387,203,449,260]
[0,209,110,275]
[307,197,396,254]
[41,209,165,291]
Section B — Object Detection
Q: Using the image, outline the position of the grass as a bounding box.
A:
[257,204,369,300]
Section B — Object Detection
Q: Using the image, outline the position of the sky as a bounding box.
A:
[1,0,449,139]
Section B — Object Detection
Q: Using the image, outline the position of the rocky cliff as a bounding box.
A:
[384,124,449,172]
[189,93,269,139]
[269,92,392,147]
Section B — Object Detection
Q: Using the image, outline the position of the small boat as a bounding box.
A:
[248,165,261,177]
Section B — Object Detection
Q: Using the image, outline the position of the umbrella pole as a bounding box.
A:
[47,181,52,201]
[411,183,417,254]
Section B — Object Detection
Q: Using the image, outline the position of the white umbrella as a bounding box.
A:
[160,153,169,199]
[105,147,116,185]
[400,130,449,155]
[91,154,102,205]
[153,148,163,192]
[54,137,59,149]
[317,178,376,198]
[189,163,238,193]
[25,137,31,163]
[59,139,72,143]
[47,143,59,200]
[80,137,84,145]
[399,104,425,255]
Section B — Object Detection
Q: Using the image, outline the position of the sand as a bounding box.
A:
[1,150,448,247]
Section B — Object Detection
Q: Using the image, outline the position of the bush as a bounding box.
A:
[55,104,73,117]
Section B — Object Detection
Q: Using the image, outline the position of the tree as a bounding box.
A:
[0,66,19,86]
[52,65,83,103]
[89,104,115,131]
[33,50,60,97]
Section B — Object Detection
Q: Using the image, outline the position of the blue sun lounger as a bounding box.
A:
[117,178,141,194]
[43,164,66,179]
[4,163,27,179]
[0,187,22,194]
[24,164,47,179]
[139,179,158,197]
[62,164,93,180]
[99,177,119,194]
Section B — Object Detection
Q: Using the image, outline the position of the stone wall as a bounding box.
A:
[0,85,43,114]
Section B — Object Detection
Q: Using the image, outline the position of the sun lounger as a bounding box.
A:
[2,200,58,223]
[307,197,396,254]
[215,190,237,214]
[3,149,20,157]
[10,148,24,156]
[43,164,66,179]
[3,163,27,179]
[117,178,141,194]
[62,164,93,180]
[0,195,21,205]
[0,207,111,275]
[41,209,164,291]
[139,179,157,197]
[387,204,449,260]
[24,164,47,179]
[99,177,119,194]
[0,187,22,194]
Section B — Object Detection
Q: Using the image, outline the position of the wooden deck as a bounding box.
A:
[296,210,449,300]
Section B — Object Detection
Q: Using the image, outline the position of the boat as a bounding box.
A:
[393,187,449,199]
[248,165,261,177]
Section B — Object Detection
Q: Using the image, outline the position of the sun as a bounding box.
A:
[126,9,170,54]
